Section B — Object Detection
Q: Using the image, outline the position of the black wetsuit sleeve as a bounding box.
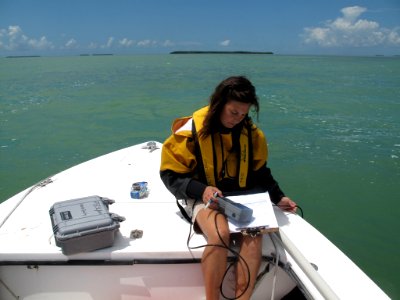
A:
[254,164,285,204]
[160,169,207,200]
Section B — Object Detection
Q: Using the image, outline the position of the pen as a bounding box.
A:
[205,199,212,209]
[205,192,218,209]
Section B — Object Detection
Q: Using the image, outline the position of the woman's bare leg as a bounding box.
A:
[196,209,230,300]
[236,235,262,299]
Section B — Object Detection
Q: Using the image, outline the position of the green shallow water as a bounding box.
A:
[1,54,399,298]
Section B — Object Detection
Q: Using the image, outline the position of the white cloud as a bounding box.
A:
[341,6,366,22]
[303,6,400,47]
[0,25,54,51]
[0,24,201,53]
[220,39,230,46]
[137,39,157,47]
[107,37,114,48]
[388,30,400,44]
[88,42,98,49]
[8,25,22,39]
[28,36,54,50]
[65,38,78,49]
[0,34,4,49]
[162,40,175,47]
[0,25,24,50]
[100,37,114,49]
[119,38,135,47]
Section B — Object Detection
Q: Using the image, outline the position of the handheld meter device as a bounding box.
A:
[216,196,253,223]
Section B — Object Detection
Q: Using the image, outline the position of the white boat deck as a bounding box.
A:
[0,142,208,262]
[0,142,390,299]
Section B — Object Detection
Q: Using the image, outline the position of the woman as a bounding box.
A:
[160,76,297,300]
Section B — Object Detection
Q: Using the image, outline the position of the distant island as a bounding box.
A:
[78,53,113,56]
[170,51,273,55]
[92,53,113,56]
[6,55,41,58]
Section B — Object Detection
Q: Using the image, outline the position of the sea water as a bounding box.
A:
[0,54,399,298]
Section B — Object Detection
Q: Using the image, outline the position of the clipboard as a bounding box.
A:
[226,192,279,235]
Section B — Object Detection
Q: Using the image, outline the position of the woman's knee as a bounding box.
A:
[198,211,230,245]
[212,226,230,245]
[241,235,262,258]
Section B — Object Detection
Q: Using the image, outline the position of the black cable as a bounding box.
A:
[186,201,304,299]
[214,212,251,300]
[273,204,304,218]
[186,211,251,300]
[296,205,304,218]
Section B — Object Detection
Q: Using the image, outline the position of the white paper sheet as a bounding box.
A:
[226,192,279,233]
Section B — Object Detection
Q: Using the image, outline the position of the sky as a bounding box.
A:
[1,0,400,56]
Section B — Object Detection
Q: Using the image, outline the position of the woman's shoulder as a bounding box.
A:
[246,122,267,146]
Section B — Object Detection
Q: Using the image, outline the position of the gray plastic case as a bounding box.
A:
[49,195,124,255]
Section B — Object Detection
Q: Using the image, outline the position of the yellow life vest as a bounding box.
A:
[192,106,250,188]
[161,106,268,189]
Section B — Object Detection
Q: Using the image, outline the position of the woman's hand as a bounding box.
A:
[202,186,222,208]
[277,197,297,213]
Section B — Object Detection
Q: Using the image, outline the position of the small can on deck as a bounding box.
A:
[130,181,148,199]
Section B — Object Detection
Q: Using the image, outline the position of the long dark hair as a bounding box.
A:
[199,76,259,138]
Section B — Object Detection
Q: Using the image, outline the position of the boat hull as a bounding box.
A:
[1,259,297,300]
[0,141,390,300]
